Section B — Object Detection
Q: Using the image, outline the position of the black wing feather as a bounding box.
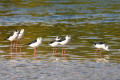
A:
[26,39,37,45]
[57,37,65,42]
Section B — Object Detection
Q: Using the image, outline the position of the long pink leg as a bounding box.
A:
[19,40,22,55]
[10,41,13,58]
[62,45,67,58]
[11,41,16,56]
[63,48,66,57]
[16,40,18,53]
[33,48,37,60]
[55,47,57,56]
[13,41,15,48]
[62,46,67,60]
[13,41,16,53]
[94,48,98,56]
[62,46,64,57]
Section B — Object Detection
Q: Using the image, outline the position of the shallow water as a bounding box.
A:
[0,0,120,80]
[0,59,119,80]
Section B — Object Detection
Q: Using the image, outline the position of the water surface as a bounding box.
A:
[0,0,120,80]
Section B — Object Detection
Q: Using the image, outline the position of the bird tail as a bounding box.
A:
[23,43,29,47]
[4,37,9,40]
[4,38,8,40]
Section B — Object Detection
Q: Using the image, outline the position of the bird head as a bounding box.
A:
[37,37,42,41]
[65,35,71,40]
[20,29,24,33]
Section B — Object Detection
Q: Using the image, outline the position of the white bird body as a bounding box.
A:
[8,30,19,41]
[94,42,109,51]
[49,36,60,47]
[59,39,69,45]
[49,41,59,47]
[28,37,42,48]
[59,35,71,46]
[17,29,24,40]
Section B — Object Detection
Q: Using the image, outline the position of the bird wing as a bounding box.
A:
[26,39,37,45]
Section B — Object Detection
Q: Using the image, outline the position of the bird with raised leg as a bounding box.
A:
[59,35,71,57]
[16,29,24,54]
[93,42,109,57]
[7,30,19,58]
[27,37,42,60]
[49,36,61,56]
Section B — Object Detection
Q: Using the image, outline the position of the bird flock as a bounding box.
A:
[7,29,109,59]
[7,29,71,59]
[7,29,24,57]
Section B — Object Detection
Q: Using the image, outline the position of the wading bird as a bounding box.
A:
[49,36,61,56]
[58,35,71,57]
[16,29,24,54]
[93,42,109,56]
[7,30,19,57]
[27,37,42,60]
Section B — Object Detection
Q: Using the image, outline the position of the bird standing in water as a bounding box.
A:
[16,29,24,54]
[58,35,71,57]
[27,37,42,60]
[93,42,109,56]
[7,30,19,57]
[49,36,60,56]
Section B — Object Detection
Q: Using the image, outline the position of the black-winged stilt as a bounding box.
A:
[27,37,42,60]
[17,29,24,40]
[7,30,19,57]
[58,35,71,57]
[49,36,60,56]
[16,29,24,53]
[93,42,109,56]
